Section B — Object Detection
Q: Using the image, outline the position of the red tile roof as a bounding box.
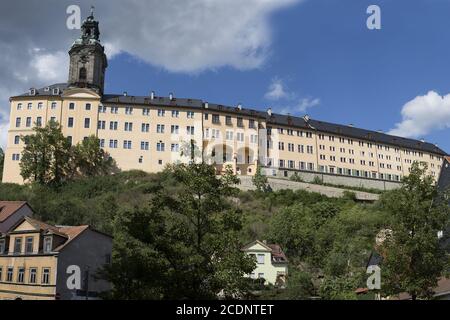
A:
[445,156,450,163]
[54,225,89,251]
[267,244,288,263]
[0,201,27,223]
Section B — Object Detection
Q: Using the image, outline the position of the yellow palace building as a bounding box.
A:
[2,12,447,188]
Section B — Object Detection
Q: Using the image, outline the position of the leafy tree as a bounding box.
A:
[74,135,117,177]
[20,121,73,186]
[102,163,255,299]
[379,162,450,300]
[19,122,117,186]
[0,147,4,181]
[252,165,269,192]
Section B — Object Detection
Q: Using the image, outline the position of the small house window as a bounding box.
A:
[14,237,22,254]
[25,237,34,254]
[43,237,52,253]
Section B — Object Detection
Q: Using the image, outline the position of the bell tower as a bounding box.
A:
[68,7,108,94]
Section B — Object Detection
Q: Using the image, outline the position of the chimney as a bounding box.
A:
[123,91,128,97]
[237,103,242,111]
[348,124,354,127]
[267,108,272,116]
[420,138,425,143]
[204,102,209,109]
[169,92,174,101]
[150,91,155,100]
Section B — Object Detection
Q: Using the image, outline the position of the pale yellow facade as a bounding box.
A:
[1,86,446,185]
[243,241,288,286]
[0,220,58,300]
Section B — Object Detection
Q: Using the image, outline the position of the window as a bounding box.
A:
[125,107,133,115]
[17,268,25,283]
[226,116,232,126]
[123,140,132,149]
[84,118,90,128]
[37,102,43,110]
[0,239,5,253]
[141,123,150,132]
[69,103,75,110]
[99,139,105,148]
[141,141,149,151]
[157,142,165,152]
[42,268,50,284]
[15,117,21,128]
[249,119,255,129]
[51,102,57,109]
[98,120,106,130]
[124,122,133,132]
[43,236,52,253]
[111,106,118,114]
[212,114,220,124]
[171,144,179,152]
[14,135,20,145]
[237,117,244,127]
[79,67,87,81]
[12,154,20,161]
[27,103,33,110]
[85,103,91,111]
[142,108,150,116]
[7,267,13,282]
[172,110,179,118]
[226,131,233,140]
[98,105,106,113]
[14,237,22,254]
[257,254,265,264]
[109,140,118,149]
[26,117,32,128]
[25,237,33,254]
[67,136,73,146]
[171,125,179,134]
[187,111,194,119]
[68,117,74,128]
[17,103,22,110]
[186,126,194,135]
[29,268,37,284]
[109,121,118,130]
[158,109,165,117]
[0,267,2,281]
[157,124,165,134]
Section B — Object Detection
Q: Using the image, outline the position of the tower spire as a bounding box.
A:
[90,5,95,18]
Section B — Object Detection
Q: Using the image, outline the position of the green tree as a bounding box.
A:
[102,163,255,299]
[74,135,117,177]
[252,164,269,192]
[0,147,4,181]
[379,161,450,300]
[20,121,73,186]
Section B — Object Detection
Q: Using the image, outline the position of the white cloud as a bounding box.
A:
[0,0,303,149]
[280,97,320,115]
[265,78,290,100]
[264,77,320,115]
[388,91,450,138]
[31,50,68,83]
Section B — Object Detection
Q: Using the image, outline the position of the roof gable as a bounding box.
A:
[0,201,28,223]
[13,219,39,232]
[242,240,273,252]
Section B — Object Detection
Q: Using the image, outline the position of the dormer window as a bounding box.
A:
[25,236,34,254]
[52,88,60,95]
[14,237,22,254]
[0,239,5,254]
[29,88,37,96]
[44,87,50,92]
[43,236,52,253]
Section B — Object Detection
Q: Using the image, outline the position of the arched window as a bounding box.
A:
[79,67,87,81]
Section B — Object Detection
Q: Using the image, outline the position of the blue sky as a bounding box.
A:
[1,0,450,152]
[104,0,450,152]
